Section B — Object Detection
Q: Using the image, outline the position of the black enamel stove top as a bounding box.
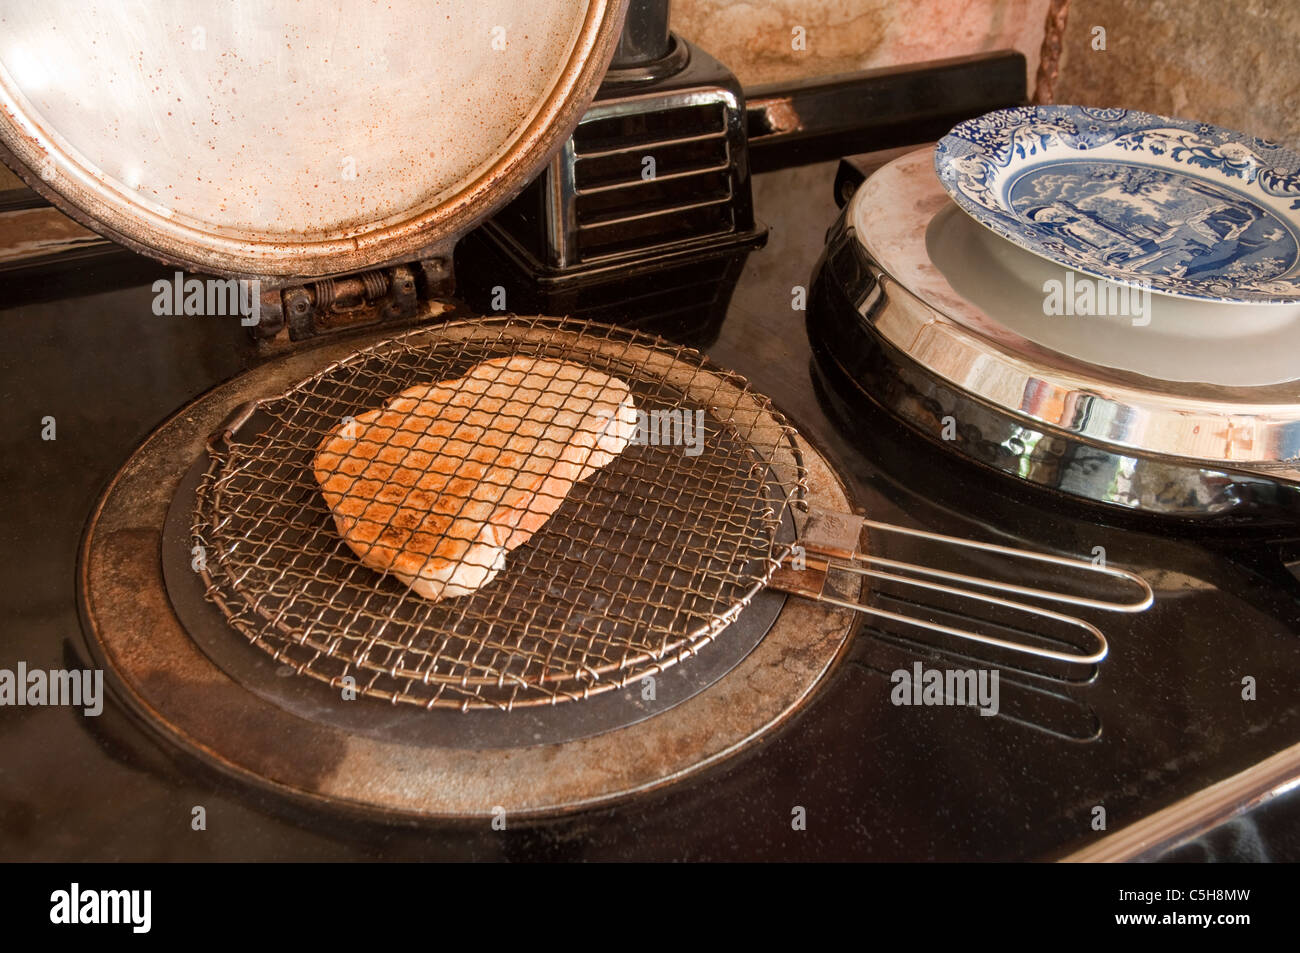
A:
[2,152,1299,862]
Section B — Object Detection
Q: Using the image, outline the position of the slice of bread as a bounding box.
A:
[314,356,637,601]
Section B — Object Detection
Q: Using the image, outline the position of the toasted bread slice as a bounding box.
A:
[314,356,637,601]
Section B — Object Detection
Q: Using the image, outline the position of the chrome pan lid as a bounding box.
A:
[844,147,1300,472]
[0,0,627,279]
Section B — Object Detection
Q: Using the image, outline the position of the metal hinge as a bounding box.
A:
[253,254,455,345]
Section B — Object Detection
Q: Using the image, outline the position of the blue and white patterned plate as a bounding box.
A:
[935,106,1300,304]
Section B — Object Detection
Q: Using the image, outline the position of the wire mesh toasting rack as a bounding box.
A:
[194,316,807,710]
[194,315,1155,713]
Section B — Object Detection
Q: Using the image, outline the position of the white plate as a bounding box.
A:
[926,202,1300,387]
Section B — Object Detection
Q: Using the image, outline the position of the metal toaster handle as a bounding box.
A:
[769,510,1154,666]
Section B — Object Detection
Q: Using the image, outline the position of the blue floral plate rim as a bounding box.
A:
[934,106,1300,304]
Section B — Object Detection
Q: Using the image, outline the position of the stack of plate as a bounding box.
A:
[810,105,1300,521]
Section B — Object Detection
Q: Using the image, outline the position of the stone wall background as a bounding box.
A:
[670,0,1052,88]
[1053,0,1300,147]
[670,0,1298,147]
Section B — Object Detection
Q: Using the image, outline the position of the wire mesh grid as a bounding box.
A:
[192,316,807,710]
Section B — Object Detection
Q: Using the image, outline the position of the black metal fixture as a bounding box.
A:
[456,0,765,342]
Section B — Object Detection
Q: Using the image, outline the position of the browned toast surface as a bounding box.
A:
[314,356,638,600]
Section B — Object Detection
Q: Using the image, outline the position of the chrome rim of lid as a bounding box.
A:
[0,1,628,278]
[847,147,1300,469]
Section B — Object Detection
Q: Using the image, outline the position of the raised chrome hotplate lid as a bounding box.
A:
[0,0,627,279]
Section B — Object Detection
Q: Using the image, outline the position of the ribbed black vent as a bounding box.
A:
[571,102,735,261]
